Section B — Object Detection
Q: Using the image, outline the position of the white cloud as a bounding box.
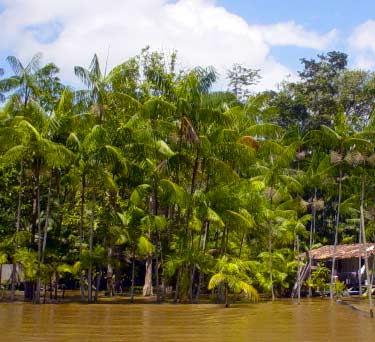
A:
[348,20,375,69]
[0,0,337,90]
[258,22,337,50]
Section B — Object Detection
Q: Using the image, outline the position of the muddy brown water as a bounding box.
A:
[0,299,374,341]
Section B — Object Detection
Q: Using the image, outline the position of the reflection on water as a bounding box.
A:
[0,299,374,342]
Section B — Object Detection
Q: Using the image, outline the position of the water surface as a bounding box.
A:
[0,299,374,341]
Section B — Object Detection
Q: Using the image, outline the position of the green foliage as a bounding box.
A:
[208,256,258,302]
[306,264,331,293]
[1,47,375,304]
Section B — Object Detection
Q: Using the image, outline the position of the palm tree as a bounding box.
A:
[74,54,120,124]
[310,123,372,299]
[0,67,6,102]
[208,256,258,307]
[2,117,74,302]
[1,54,43,107]
[345,145,375,317]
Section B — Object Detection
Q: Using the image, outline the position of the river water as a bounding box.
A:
[0,299,374,341]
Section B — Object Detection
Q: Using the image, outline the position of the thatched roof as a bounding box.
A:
[308,243,375,261]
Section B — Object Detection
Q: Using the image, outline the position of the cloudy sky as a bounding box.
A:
[1,0,375,90]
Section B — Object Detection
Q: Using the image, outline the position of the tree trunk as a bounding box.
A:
[130,249,136,303]
[296,235,301,304]
[106,248,114,297]
[360,175,373,318]
[174,268,182,303]
[79,175,86,300]
[225,284,229,308]
[330,170,342,300]
[11,161,23,301]
[54,271,58,300]
[35,160,42,304]
[308,189,317,297]
[143,254,153,296]
[359,226,362,297]
[196,221,209,303]
[94,270,101,303]
[41,172,53,263]
[269,230,275,301]
[88,190,95,303]
[155,244,160,303]
[189,266,196,303]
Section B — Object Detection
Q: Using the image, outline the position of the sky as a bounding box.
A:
[1,0,375,91]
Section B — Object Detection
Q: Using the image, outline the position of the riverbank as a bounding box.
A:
[0,289,273,304]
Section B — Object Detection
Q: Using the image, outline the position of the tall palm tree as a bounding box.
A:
[1,54,43,107]
[74,54,121,124]
[0,67,6,102]
[310,123,372,299]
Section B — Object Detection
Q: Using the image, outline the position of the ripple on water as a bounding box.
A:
[0,299,374,342]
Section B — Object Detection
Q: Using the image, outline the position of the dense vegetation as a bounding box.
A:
[1,49,375,305]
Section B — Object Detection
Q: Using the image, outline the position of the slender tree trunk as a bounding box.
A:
[196,221,209,303]
[154,183,160,303]
[11,161,23,301]
[94,270,101,303]
[88,190,95,303]
[41,172,53,263]
[143,180,158,298]
[360,175,373,318]
[143,254,153,297]
[35,161,42,304]
[359,224,363,296]
[189,266,196,303]
[106,247,114,297]
[174,268,182,303]
[239,232,246,258]
[54,271,58,300]
[43,282,47,304]
[225,284,229,308]
[130,249,136,303]
[296,235,301,304]
[158,231,165,303]
[330,170,342,300]
[155,249,160,303]
[269,229,275,301]
[79,175,86,300]
[308,188,317,297]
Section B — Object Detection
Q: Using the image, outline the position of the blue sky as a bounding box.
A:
[1,0,375,90]
[217,0,375,68]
